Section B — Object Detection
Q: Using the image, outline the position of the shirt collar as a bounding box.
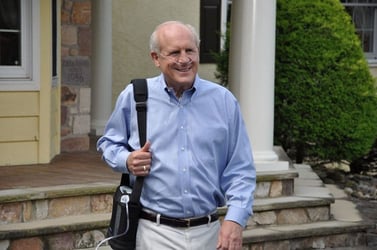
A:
[159,73,198,93]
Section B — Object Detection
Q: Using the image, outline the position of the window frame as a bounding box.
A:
[0,0,40,91]
[341,1,377,64]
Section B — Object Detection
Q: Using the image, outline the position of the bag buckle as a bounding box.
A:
[136,102,147,112]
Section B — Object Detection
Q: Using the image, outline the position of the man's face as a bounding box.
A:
[151,24,199,89]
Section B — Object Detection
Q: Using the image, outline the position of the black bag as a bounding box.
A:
[97,79,148,250]
[107,183,143,249]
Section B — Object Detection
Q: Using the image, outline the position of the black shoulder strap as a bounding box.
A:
[133,79,148,147]
[120,79,148,204]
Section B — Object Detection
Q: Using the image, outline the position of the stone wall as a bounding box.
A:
[60,0,92,152]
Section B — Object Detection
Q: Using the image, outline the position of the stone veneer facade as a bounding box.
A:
[60,0,92,152]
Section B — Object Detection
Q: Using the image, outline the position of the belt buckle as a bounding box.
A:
[185,218,191,227]
[207,214,211,225]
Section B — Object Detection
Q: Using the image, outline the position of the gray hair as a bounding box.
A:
[149,21,200,53]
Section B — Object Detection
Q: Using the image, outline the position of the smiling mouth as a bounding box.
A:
[176,67,191,72]
[175,61,193,72]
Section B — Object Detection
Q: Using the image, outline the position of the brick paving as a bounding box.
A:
[0,138,119,190]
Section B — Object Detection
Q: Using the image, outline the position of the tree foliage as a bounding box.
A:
[274,0,377,163]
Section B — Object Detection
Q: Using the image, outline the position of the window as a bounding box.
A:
[341,0,377,61]
[200,0,221,63]
[200,0,231,63]
[0,0,40,90]
[0,1,20,66]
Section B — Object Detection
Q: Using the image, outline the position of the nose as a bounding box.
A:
[177,53,192,64]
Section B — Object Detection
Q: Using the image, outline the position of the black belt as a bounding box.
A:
[140,210,219,228]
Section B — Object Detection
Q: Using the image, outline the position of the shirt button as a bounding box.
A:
[184,190,188,194]
[181,147,185,151]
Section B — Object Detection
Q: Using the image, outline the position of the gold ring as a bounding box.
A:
[143,165,146,171]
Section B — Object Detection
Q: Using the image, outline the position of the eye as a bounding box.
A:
[186,49,197,55]
[169,51,180,57]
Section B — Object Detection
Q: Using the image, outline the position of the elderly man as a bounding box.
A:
[98,21,256,250]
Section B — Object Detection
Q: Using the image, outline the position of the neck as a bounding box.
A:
[172,86,185,98]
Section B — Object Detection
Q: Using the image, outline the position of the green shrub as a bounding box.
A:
[274,0,377,163]
[213,23,230,86]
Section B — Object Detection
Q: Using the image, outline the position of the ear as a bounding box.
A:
[151,52,160,67]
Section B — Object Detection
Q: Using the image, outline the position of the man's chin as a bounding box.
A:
[173,74,195,85]
[178,79,195,86]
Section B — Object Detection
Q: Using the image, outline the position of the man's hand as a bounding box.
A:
[126,141,152,176]
[217,220,243,250]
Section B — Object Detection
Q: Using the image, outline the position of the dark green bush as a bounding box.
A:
[274,0,377,163]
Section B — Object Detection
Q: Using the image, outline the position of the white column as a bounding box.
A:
[229,0,288,171]
[91,0,112,136]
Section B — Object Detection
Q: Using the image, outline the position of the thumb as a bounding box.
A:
[141,141,151,152]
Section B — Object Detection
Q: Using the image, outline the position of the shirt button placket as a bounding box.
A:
[177,103,192,216]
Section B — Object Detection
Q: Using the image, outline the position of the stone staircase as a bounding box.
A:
[242,164,376,249]
[0,165,375,249]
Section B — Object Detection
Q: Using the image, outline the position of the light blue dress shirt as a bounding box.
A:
[97,74,256,227]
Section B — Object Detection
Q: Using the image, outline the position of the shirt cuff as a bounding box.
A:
[224,206,251,228]
[116,150,130,173]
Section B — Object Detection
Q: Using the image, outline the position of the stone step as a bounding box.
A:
[252,195,333,226]
[0,213,109,250]
[255,168,298,198]
[243,220,375,249]
[0,182,118,204]
[0,169,299,226]
[0,193,333,239]
[1,215,373,249]
[253,195,333,213]
[0,213,109,241]
[0,169,298,205]
[219,195,334,227]
[1,194,333,241]
[1,173,374,249]
[0,182,116,225]
[0,169,298,204]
